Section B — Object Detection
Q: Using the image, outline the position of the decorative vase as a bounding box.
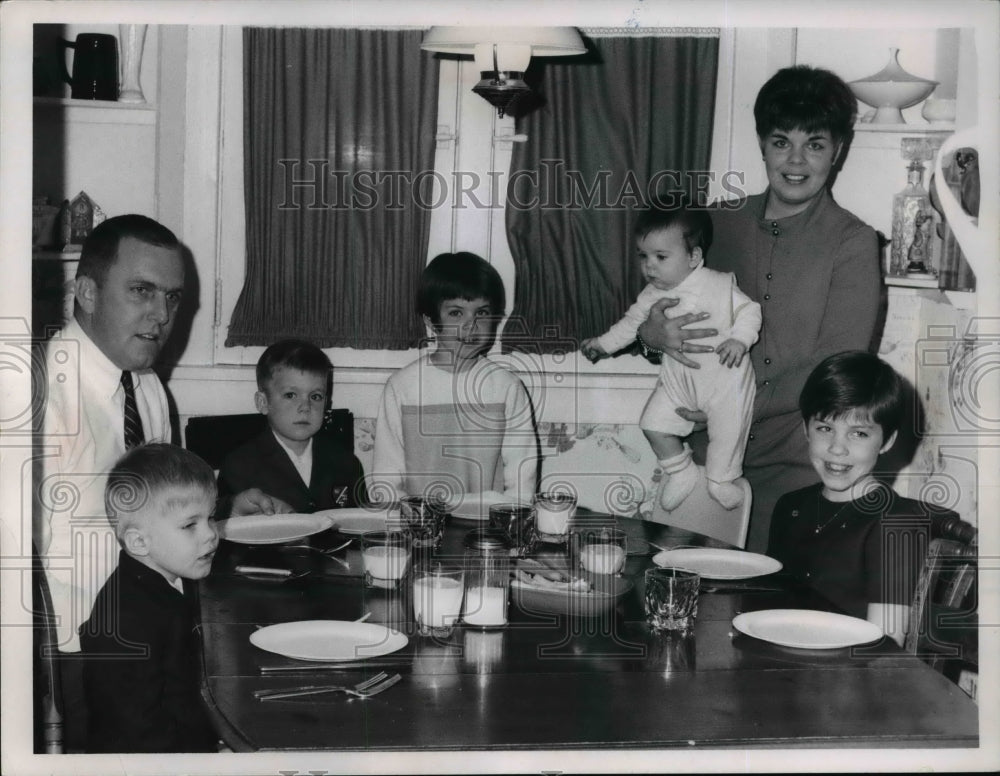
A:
[849,48,937,125]
[921,97,957,125]
[891,159,934,277]
[118,24,147,104]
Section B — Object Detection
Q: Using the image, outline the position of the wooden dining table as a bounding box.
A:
[197,511,979,752]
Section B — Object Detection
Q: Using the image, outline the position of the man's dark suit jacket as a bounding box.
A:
[217,429,368,513]
[80,551,218,753]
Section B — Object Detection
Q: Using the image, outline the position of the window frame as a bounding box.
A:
[212,26,730,383]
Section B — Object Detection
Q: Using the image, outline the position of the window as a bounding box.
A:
[214,27,721,381]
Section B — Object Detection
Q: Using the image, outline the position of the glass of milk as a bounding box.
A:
[360,530,411,588]
[573,526,627,576]
[412,564,465,636]
[461,528,511,629]
[533,491,577,542]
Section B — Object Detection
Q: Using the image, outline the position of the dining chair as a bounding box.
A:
[904,514,978,700]
[32,543,64,754]
[645,464,752,548]
[184,407,355,470]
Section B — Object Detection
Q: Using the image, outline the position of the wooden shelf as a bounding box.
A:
[854,122,955,133]
[885,274,940,289]
[34,96,156,125]
[885,280,976,309]
[32,250,82,261]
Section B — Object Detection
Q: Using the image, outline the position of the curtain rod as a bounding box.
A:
[581,27,720,37]
[244,26,720,38]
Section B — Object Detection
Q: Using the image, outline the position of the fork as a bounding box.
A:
[278,541,352,570]
[255,672,401,701]
[280,538,353,555]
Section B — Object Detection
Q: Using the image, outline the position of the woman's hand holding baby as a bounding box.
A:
[637,297,717,369]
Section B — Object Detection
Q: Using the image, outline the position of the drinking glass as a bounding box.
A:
[573,526,627,576]
[488,503,536,557]
[644,567,700,632]
[412,564,465,637]
[534,491,577,541]
[399,496,447,548]
[360,530,411,588]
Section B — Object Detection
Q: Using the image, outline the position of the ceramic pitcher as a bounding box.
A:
[58,33,118,100]
[932,128,987,278]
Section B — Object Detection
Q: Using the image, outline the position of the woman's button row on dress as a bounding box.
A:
[766,273,773,280]
[764,358,772,365]
[763,294,771,300]
[772,229,780,236]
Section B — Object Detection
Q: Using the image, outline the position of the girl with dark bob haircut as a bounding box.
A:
[417,252,506,324]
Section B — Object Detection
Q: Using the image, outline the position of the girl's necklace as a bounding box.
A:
[815,495,854,534]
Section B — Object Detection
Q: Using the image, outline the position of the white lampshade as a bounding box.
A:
[421,26,586,58]
[474,43,531,74]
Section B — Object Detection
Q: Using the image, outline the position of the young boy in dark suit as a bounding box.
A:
[80,444,220,752]
[218,339,367,512]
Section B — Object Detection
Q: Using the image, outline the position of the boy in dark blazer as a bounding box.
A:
[81,444,220,753]
[218,339,367,512]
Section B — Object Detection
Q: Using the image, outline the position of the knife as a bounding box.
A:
[701,583,784,594]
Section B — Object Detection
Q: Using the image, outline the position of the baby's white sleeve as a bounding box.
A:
[595,287,658,354]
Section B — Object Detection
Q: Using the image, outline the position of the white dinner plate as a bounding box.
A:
[731,609,884,649]
[324,506,396,535]
[651,548,782,580]
[250,620,409,661]
[217,513,334,545]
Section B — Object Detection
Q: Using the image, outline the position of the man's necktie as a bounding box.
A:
[121,370,145,450]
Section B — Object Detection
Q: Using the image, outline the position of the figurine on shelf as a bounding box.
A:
[890,137,942,278]
[905,210,931,274]
[955,148,980,218]
[64,191,103,251]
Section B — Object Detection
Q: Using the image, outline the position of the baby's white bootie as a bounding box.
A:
[658,444,698,511]
[707,478,744,510]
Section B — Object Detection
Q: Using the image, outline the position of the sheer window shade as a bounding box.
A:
[502,35,719,354]
[226,28,439,349]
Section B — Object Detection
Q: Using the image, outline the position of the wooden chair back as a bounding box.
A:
[32,543,64,753]
[184,408,354,470]
[904,515,977,697]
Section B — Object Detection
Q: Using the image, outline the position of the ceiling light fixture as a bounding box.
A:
[421,26,586,118]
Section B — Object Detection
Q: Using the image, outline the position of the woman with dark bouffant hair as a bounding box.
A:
[638,65,881,551]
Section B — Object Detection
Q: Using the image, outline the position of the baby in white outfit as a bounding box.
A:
[582,203,761,511]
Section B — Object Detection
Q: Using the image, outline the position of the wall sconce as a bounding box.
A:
[421,26,586,117]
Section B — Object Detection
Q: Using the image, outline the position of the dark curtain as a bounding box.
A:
[227,28,439,349]
[502,36,719,353]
